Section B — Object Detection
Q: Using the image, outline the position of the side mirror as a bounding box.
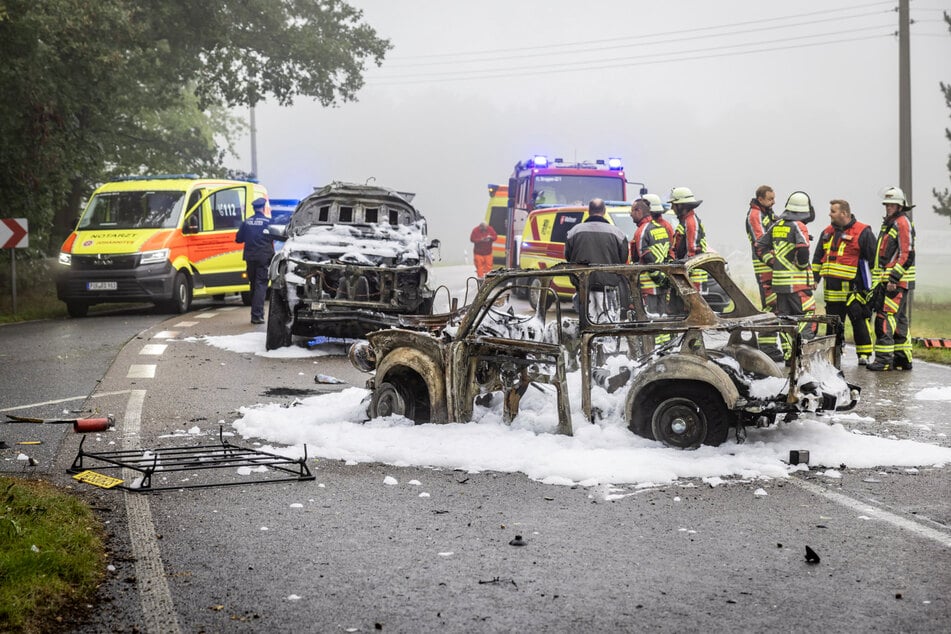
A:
[182,215,199,234]
[265,224,288,241]
[428,239,441,250]
[640,186,648,197]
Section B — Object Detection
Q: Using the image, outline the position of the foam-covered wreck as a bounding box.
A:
[266,182,440,348]
[349,254,861,449]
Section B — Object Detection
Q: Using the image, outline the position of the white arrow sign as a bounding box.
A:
[0,218,29,249]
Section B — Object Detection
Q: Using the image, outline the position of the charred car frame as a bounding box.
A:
[350,254,860,449]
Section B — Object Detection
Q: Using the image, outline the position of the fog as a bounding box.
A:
[235,0,951,296]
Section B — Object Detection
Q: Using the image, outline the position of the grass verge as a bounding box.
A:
[0,476,105,632]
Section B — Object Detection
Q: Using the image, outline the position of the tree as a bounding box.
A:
[0,0,390,250]
[934,11,951,223]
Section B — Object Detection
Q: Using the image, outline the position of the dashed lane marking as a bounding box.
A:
[0,390,131,412]
[791,477,951,548]
[194,312,217,319]
[172,320,198,327]
[152,331,179,339]
[139,344,167,356]
[127,365,156,379]
[121,389,182,634]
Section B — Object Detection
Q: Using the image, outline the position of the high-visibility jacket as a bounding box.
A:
[812,216,875,284]
[745,199,776,277]
[755,215,812,293]
[873,210,916,289]
[672,209,708,285]
[631,216,671,295]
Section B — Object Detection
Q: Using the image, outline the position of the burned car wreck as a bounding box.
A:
[349,254,860,449]
[266,182,440,349]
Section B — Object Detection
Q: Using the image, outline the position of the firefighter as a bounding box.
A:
[745,185,777,311]
[643,193,674,259]
[811,199,876,364]
[867,187,916,371]
[745,185,781,360]
[630,197,671,315]
[469,221,497,282]
[669,186,708,292]
[755,191,818,356]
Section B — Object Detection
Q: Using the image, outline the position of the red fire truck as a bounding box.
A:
[497,155,642,268]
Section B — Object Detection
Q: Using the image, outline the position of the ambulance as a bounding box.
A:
[56,174,268,317]
[481,183,509,268]
[518,204,636,302]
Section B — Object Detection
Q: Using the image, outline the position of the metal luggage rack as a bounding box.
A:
[68,427,315,492]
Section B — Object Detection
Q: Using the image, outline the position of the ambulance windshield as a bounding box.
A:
[79,191,185,229]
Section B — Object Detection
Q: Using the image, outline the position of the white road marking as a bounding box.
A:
[127,365,156,379]
[139,344,167,356]
[791,477,951,548]
[217,306,239,312]
[121,390,182,634]
[194,312,217,319]
[152,331,179,339]
[0,390,131,412]
[173,321,198,327]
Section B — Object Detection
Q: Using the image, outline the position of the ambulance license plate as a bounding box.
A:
[87,281,117,290]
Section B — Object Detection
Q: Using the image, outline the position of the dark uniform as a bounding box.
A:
[565,201,628,323]
[235,198,273,324]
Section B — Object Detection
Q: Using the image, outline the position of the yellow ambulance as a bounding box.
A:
[482,183,509,268]
[56,174,268,317]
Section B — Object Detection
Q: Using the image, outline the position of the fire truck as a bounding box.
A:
[496,155,643,268]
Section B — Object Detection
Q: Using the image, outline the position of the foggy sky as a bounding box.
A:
[236,0,951,295]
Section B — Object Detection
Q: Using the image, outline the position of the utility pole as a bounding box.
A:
[899,0,912,205]
[250,104,259,178]
[898,0,913,326]
[251,105,258,178]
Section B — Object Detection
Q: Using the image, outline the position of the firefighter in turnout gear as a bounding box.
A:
[669,187,708,290]
[755,191,818,358]
[867,187,916,371]
[745,185,781,359]
[630,197,672,315]
[811,199,876,365]
[745,185,777,310]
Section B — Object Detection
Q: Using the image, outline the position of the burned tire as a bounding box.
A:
[369,381,417,420]
[161,271,192,314]
[631,383,729,449]
[265,289,292,350]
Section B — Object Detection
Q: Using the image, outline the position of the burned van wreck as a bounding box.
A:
[266,182,440,348]
[349,254,860,449]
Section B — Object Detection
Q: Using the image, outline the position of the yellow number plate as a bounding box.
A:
[72,470,124,489]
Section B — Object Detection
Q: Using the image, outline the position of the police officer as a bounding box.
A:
[868,187,916,371]
[235,197,273,324]
[755,191,818,355]
[811,199,876,364]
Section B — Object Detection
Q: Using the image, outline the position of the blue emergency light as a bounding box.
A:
[607,158,623,170]
[531,155,549,168]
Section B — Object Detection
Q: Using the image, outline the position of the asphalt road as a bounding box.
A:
[2,302,950,633]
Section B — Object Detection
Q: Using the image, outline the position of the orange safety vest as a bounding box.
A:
[816,219,869,281]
